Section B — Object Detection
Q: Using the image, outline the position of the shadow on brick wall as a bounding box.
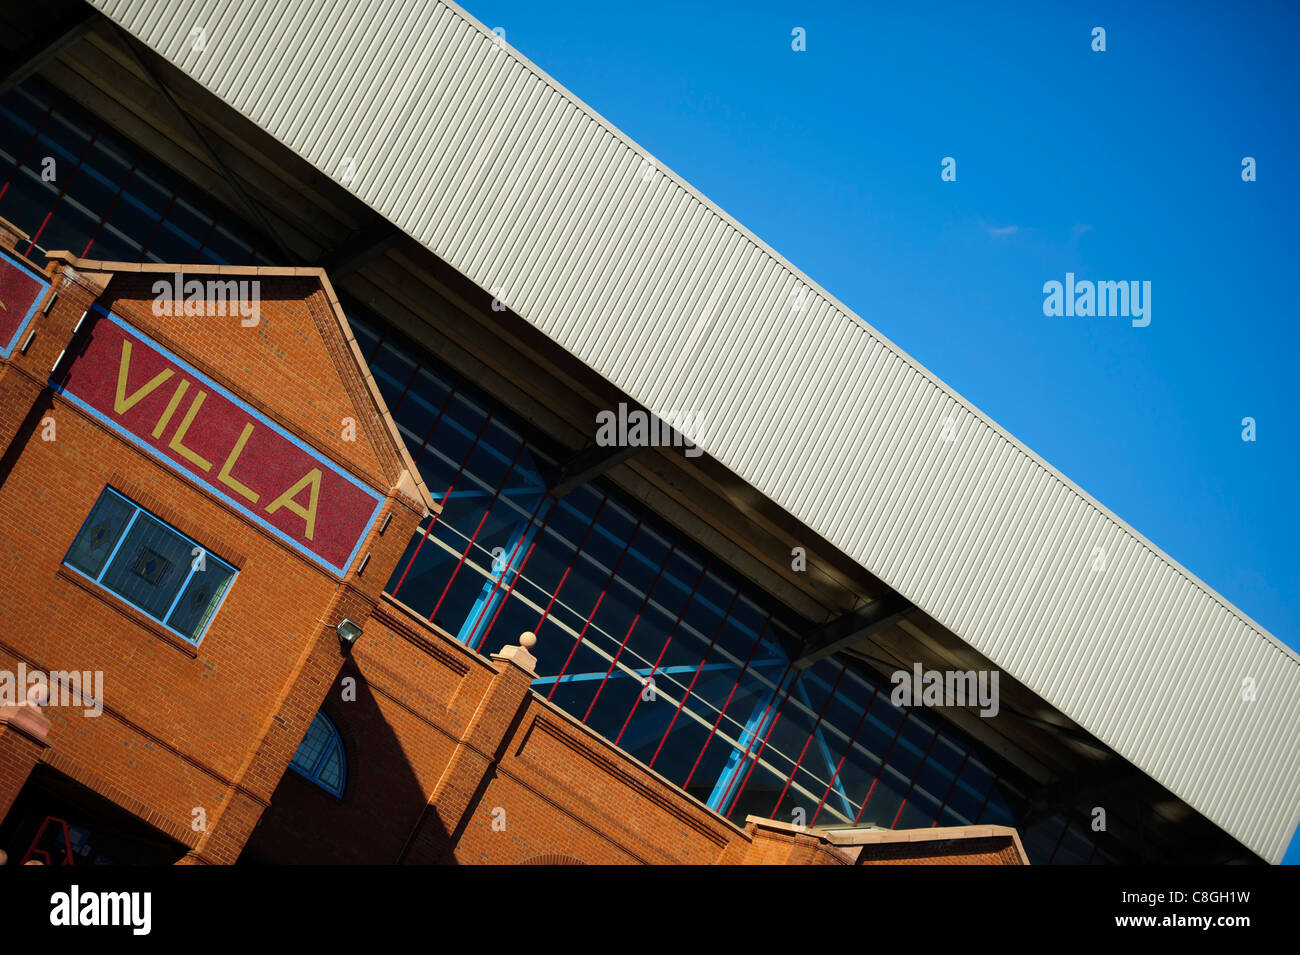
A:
[238,659,446,864]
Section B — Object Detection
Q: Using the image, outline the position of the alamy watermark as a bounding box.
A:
[595,402,703,458]
[152,272,260,327]
[890,663,999,717]
[1043,272,1150,327]
[1,663,103,717]
[49,886,150,935]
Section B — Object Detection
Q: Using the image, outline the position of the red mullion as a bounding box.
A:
[930,747,973,827]
[388,356,427,417]
[395,402,491,605]
[680,602,773,790]
[973,773,1001,823]
[852,709,913,825]
[388,381,473,600]
[770,663,849,818]
[362,326,390,363]
[367,356,425,547]
[381,341,463,529]
[191,213,221,261]
[138,187,179,261]
[529,495,610,668]
[616,556,713,750]
[639,584,756,762]
[391,517,433,602]
[889,726,941,828]
[25,122,102,255]
[428,435,529,620]
[810,683,883,826]
[401,371,462,478]
[579,533,684,724]
[469,508,546,651]
[530,496,605,631]
[611,558,719,749]
[609,569,712,746]
[82,146,144,257]
[649,569,763,770]
[339,332,459,601]
[0,95,57,201]
[721,666,802,818]
[464,489,553,652]
[388,385,463,598]
[544,512,647,701]
[411,387,458,460]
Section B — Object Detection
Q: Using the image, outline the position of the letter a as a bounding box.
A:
[1042,280,1064,316]
[267,469,322,540]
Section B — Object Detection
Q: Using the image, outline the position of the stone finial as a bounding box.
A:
[491,631,538,676]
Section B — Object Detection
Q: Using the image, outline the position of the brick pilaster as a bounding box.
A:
[179,586,377,864]
[399,639,538,864]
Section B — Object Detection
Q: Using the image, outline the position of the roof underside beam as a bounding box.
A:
[794,592,913,669]
[548,441,642,499]
[316,221,403,279]
[838,642,1111,755]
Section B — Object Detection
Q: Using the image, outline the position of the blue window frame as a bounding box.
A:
[289,711,346,797]
[64,487,236,646]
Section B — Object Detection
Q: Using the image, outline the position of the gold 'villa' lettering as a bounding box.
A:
[111,335,326,542]
[115,340,173,414]
[168,389,213,472]
[151,379,189,438]
[218,423,259,504]
[267,469,322,541]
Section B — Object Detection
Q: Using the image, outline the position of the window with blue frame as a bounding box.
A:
[289,711,346,797]
[64,488,236,645]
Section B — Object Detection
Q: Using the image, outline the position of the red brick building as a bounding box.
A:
[0,222,1024,865]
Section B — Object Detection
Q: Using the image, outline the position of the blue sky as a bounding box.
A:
[458,1,1299,856]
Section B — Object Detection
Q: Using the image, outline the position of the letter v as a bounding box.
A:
[115,340,173,415]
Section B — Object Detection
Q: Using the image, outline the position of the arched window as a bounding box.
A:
[289,711,346,797]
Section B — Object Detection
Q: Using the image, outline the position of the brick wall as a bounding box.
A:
[852,837,1024,864]
[247,598,751,865]
[0,235,422,863]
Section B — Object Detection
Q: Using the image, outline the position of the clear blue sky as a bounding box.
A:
[459,0,1299,857]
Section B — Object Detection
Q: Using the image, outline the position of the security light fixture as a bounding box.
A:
[336,617,363,647]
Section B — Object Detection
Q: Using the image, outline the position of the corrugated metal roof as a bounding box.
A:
[89,0,1300,861]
